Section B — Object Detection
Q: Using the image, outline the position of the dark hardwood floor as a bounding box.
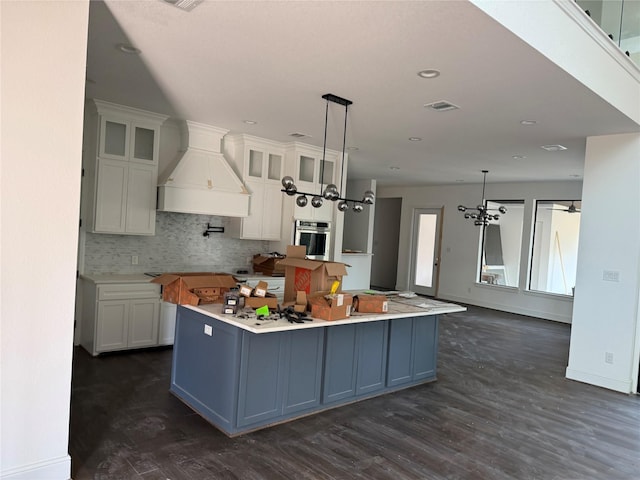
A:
[69,305,640,479]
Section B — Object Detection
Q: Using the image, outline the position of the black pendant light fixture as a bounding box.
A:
[281,93,374,213]
[457,170,507,226]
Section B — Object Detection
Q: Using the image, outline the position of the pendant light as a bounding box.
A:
[457,170,507,226]
[281,93,374,212]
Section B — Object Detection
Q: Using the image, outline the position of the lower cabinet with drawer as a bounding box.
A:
[80,280,161,356]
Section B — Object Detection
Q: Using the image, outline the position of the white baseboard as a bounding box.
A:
[565,367,633,394]
[1,455,70,480]
[438,293,572,324]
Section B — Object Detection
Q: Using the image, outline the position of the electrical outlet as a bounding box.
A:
[603,270,619,282]
[246,256,252,265]
[131,255,138,265]
[204,324,213,336]
[605,352,613,364]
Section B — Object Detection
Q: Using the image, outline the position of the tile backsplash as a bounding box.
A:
[83,212,270,274]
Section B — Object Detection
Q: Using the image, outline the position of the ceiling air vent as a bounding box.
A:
[541,144,567,152]
[289,132,310,138]
[424,101,460,112]
[162,0,203,12]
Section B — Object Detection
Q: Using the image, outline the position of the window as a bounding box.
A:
[478,200,524,287]
[529,200,581,296]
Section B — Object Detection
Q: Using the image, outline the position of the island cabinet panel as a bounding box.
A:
[282,329,325,415]
[322,321,389,404]
[171,309,242,433]
[355,321,389,395]
[412,316,438,381]
[237,328,325,427]
[322,324,358,403]
[387,316,438,387]
[237,332,286,427]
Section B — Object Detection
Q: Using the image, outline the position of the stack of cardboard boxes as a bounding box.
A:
[151,247,389,321]
[277,246,352,321]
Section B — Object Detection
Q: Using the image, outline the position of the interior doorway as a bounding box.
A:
[409,208,443,297]
[370,198,402,290]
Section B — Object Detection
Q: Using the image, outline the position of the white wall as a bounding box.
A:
[471,0,640,125]
[567,133,640,394]
[379,180,582,323]
[1,1,89,479]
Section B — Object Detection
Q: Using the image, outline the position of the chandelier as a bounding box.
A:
[457,170,506,226]
[281,93,374,213]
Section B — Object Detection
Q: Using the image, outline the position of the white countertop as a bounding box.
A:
[185,296,466,334]
[79,273,154,284]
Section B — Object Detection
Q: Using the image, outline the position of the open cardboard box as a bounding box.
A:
[252,254,286,276]
[308,291,353,321]
[151,272,237,306]
[244,293,278,310]
[278,245,349,302]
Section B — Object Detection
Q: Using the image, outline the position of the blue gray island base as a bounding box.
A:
[170,304,443,437]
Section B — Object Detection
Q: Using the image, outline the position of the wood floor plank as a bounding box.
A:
[69,305,640,479]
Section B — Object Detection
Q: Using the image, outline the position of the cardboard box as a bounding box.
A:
[252,254,286,276]
[151,273,238,306]
[244,293,278,310]
[278,246,349,302]
[308,292,353,321]
[354,295,389,313]
[253,281,268,297]
[238,284,253,297]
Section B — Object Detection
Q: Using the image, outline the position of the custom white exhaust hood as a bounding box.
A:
[157,121,249,217]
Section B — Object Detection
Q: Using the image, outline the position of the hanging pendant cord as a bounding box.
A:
[339,103,348,196]
[320,99,329,195]
[481,170,488,203]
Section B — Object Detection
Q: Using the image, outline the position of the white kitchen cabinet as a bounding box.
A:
[82,99,167,235]
[287,144,339,223]
[159,301,178,346]
[81,280,161,356]
[224,135,284,240]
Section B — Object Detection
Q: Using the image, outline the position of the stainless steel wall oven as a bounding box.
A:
[293,220,331,260]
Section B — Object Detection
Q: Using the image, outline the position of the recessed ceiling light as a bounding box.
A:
[512,155,526,160]
[417,69,440,79]
[408,137,422,141]
[116,43,141,55]
[389,166,400,170]
[289,132,310,138]
[541,144,567,152]
[243,120,257,125]
[455,179,465,182]
[569,174,581,178]
[424,101,459,112]
[520,120,537,126]
[346,146,359,151]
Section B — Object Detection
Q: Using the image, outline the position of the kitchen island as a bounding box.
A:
[170,295,465,436]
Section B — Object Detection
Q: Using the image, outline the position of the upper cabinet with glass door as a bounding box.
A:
[82,100,168,236]
[295,149,336,191]
[96,100,164,165]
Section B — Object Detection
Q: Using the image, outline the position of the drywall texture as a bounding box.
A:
[378,180,583,323]
[567,133,640,394]
[83,212,269,274]
[1,1,89,478]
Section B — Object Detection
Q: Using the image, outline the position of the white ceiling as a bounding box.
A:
[85,0,639,187]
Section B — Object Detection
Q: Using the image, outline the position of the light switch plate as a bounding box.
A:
[204,324,213,336]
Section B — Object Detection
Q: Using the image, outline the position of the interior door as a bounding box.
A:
[409,208,442,297]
